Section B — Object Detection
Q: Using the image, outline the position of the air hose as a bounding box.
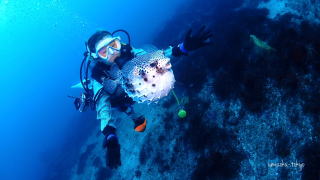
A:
[112,29,131,46]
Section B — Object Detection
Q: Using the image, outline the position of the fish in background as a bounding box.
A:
[250,34,276,51]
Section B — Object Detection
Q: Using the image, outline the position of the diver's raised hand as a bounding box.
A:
[183,26,213,52]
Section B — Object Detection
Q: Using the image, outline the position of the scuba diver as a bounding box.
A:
[73,26,212,169]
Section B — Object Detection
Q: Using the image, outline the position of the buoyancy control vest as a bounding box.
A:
[91,46,135,111]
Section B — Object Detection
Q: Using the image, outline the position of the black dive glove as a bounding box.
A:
[173,26,213,56]
[102,126,121,169]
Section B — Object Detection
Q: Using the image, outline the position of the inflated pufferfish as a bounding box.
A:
[121,50,175,103]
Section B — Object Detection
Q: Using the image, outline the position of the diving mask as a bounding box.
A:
[93,36,121,60]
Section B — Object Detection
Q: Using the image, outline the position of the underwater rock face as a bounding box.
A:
[258,0,320,23]
[69,0,320,179]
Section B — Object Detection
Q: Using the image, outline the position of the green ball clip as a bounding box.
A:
[178,109,187,119]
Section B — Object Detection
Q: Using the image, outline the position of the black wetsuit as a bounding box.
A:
[91,44,135,112]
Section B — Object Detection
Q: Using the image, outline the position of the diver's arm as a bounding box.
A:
[119,43,147,57]
[165,26,213,59]
[131,47,147,56]
[164,46,174,58]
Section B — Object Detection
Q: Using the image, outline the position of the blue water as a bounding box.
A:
[0,0,186,179]
[2,0,320,179]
